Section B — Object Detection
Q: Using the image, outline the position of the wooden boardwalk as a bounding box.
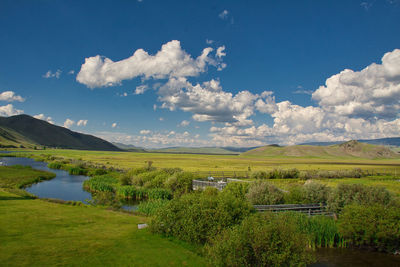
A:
[254,203,331,216]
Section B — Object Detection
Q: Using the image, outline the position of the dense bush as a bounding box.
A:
[251,171,268,179]
[150,190,252,244]
[246,181,284,205]
[338,204,400,252]
[327,184,393,213]
[251,168,300,179]
[205,213,314,267]
[302,181,331,203]
[301,168,364,179]
[164,172,196,197]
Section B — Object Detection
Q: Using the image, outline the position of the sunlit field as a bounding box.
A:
[7,148,400,174]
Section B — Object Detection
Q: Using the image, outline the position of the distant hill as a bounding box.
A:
[0,114,121,151]
[300,137,400,147]
[242,140,399,159]
[112,142,146,152]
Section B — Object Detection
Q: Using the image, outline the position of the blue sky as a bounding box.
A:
[0,0,400,147]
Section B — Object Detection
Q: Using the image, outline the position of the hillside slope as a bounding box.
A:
[300,137,400,147]
[0,115,121,151]
[242,141,400,159]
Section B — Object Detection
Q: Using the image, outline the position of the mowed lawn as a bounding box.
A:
[0,190,206,266]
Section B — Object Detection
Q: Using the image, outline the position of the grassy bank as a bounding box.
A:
[0,190,206,266]
[0,165,55,189]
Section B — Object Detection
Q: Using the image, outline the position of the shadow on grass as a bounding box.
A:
[0,195,32,200]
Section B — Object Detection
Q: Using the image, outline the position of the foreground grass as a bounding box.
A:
[0,190,206,266]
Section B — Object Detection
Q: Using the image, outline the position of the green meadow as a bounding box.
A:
[0,166,205,266]
[6,148,400,173]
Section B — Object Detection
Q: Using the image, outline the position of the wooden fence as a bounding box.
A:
[254,203,331,216]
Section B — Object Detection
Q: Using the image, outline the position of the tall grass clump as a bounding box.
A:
[252,168,300,179]
[47,161,63,169]
[83,175,118,193]
[137,199,169,216]
[147,188,172,200]
[68,166,88,176]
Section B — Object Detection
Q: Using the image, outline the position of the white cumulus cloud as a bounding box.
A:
[179,120,190,127]
[34,114,54,124]
[135,84,149,95]
[77,40,225,88]
[63,119,75,129]
[77,119,88,126]
[0,91,25,102]
[312,49,400,120]
[112,122,117,128]
[0,104,23,117]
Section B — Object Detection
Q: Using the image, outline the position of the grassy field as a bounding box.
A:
[0,190,206,266]
[3,148,400,174]
[0,167,206,266]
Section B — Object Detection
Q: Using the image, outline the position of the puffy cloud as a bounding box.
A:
[77,40,225,88]
[63,119,75,129]
[77,119,88,126]
[68,70,75,75]
[312,49,400,120]
[219,10,229,19]
[140,130,151,135]
[34,114,54,124]
[0,91,25,102]
[112,122,117,128]
[43,69,61,79]
[134,84,149,95]
[179,120,190,127]
[158,78,259,126]
[216,46,226,58]
[0,104,23,117]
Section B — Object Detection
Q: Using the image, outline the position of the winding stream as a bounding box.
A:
[1,156,92,202]
[1,156,399,266]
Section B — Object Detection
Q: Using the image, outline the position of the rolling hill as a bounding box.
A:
[300,137,400,147]
[0,115,121,151]
[242,140,400,159]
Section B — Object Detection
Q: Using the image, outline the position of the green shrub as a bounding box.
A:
[338,204,400,252]
[302,181,331,203]
[251,171,268,179]
[284,185,305,204]
[246,181,284,205]
[164,172,196,197]
[327,184,393,213]
[150,190,252,244]
[205,213,314,267]
[116,185,137,199]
